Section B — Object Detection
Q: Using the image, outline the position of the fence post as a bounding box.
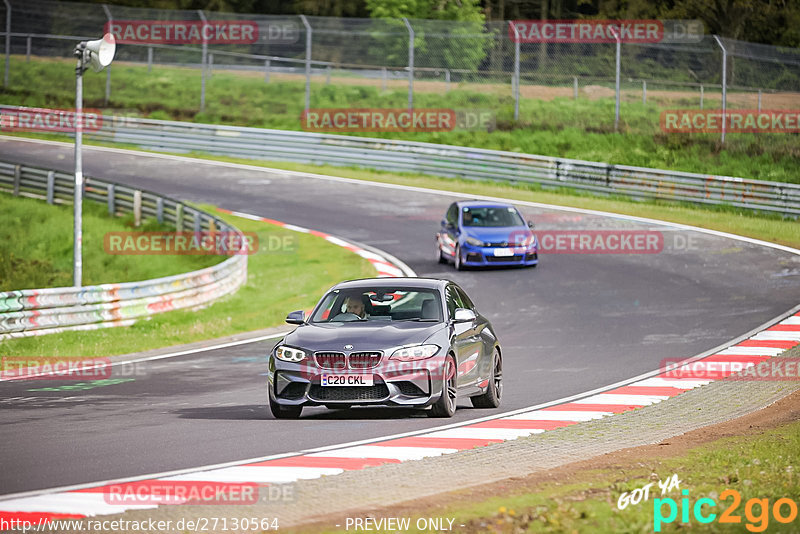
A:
[573,76,578,100]
[102,5,113,105]
[193,209,201,233]
[713,35,727,143]
[156,196,163,223]
[26,35,31,62]
[381,66,387,91]
[700,84,704,109]
[107,183,115,215]
[325,64,330,85]
[609,26,621,132]
[264,59,270,83]
[445,69,450,93]
[175,203,184,232]
[642,80,646,105]
[402,18,414,110]
[508,21,520,121]
[4,0,11,87]
[46,171,54,204]
[133,190,142,227]
[12,164,19,195]
[198,10,208,111]
[757,89,762,112]
[208,53,213,78]
[299,15,311,114]
[147,47,152,73]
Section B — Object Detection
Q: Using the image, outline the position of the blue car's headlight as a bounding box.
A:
[465,237,483,247]
[275,345,307,362]
[390,344,440,361]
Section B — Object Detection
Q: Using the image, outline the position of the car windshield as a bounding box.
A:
[462,206,524,227]
[309,287,443,323]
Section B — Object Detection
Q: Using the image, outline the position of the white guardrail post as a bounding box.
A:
[0,159,248,339]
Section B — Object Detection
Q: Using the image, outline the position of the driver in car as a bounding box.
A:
[344,296,368,319]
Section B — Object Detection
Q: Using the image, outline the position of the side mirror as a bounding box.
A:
[453,308,476,323]
[527,220,535,229]
[285,310,305,325]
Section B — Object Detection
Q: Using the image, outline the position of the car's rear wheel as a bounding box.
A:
[428,355,457,418]
[471,348,502,408]
[454,245,464,271]
[436,238,447,264]
[269,395,303,419]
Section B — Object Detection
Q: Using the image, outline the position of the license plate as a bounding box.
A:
[493,248,514,257]
[321,374,374,386]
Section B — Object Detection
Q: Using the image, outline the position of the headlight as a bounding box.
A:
[465,237,483,247]
[275,345,307,362]
[390,344,440,361]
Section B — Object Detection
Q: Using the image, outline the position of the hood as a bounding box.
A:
[466,226,530,244]
[281,321,444,352]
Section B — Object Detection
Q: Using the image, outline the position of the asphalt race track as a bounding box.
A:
[2,138,799,496]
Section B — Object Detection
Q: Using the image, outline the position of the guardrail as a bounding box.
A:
[75,113,800,217]
[0,159,247,339]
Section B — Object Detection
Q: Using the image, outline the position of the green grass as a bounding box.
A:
[0,193,220,290]
[297,417,800,533]
[0,202,376,360]
[2,56,799,182]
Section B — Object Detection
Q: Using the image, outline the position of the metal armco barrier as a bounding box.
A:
[0,159,248,339]
[77,113,800,217]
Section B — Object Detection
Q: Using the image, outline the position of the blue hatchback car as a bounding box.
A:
[435,201,538,270]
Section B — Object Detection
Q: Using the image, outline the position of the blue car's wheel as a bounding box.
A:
[454,244,464,271]
[436,238,447,264]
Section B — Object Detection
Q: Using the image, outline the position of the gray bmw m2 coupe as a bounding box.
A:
[267,278,502,419]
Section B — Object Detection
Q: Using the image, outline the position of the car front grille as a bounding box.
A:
[348,351,382,369]
[315,352,347,370]
[309,384,390,402]
[486,255,523,263]
[485,241,512,248]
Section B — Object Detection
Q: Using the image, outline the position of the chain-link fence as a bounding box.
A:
[1,0,799,141]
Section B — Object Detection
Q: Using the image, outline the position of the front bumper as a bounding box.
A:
[268,355,447,407]
[461,244,538,267]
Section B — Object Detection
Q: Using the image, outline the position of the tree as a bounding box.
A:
[365,0,491,72]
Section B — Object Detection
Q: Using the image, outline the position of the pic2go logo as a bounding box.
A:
[654,489,799,532]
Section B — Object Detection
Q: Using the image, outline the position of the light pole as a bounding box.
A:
[73,33,115,287]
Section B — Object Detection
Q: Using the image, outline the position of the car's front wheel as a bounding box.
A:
[471,348,502,408]
[428,355,457,418]
[454,245,464,271]
[436,238,447,264]
[269,395,303,419]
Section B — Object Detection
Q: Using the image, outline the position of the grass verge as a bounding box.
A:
[0,203,375,360]
[2,56,798,182]
[0,193,221,290]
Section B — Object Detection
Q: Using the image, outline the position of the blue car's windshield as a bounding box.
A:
[462,206,524,227]
[310,287,443,323]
